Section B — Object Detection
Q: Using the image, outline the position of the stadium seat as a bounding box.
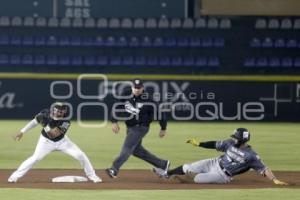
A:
[208,57,220,66]
[58,36,70,46]
[262,38,273,48]
[34,36,46,46]
[46,36,58,46]
[282,57,293,67]
[207,18,218,29]
[165,37,176,47]
[117,36,128,47]
[11,16,22,26]
[269,57,280,67]
[60,18,71,27]
[72,18,83,28]
[121,18,132,28]
[146,18,157,28]
[58,55,70,66]
[256,58,268,67]
[10,54,21,65]
[244,58,255,67]
[34,55,46,65]
[141,36,152,47]
[183,57,195,66]
[158,18,169,28]
[171,57,182,66]
[36,17,46,27]
[129,36,139,47]
[10,35,21,46]
[170,18,182,28]
[250,38,261,48]
[214,38,225,47]
[195,57,207,66]
[294,58,300,67]
[96,56,108,65]
[110,56,121,66]
[0,54,9,64]
[97,18,108,28]
[22,54,33,65]
[71,56,83,66]
[274,38,285,48]
[153,37,164,47]
[255,18,267,29]
[0,16,10,26]
[177,37,189,47]
[48,17,59,27]
[22,36,34,46]
[109,18,120,28]
[84,18,96,28]
[0,35,9,45]
[220,18,231,29]
[281,18,292,29]
[82,36,94,47]
[202,37,213,47]
[122,56,134,66]
[70,36,82,46]
[95,36,104,46]
[23,17,34,26]
[46,55,58,65]
[133,18,145,28]
[147,57,158,66]
[189,37,201,47]
[159,57,170,66]
[83,56,96,66]
[135,56,146,65]
[286,39,297,48]
[294,19,300,29]
[268,19,279,29]
[182,18,194,28]
[195,18,206,28]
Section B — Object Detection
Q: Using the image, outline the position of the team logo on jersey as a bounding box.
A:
[243,131,249,140]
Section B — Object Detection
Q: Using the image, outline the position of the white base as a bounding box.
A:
[52,176,88,183]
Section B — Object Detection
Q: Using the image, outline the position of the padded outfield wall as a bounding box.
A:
[0,73,299,121]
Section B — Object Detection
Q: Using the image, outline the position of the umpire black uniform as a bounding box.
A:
[106,79,170,178]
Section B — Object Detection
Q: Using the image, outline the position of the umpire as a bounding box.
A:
[106,79,170,178]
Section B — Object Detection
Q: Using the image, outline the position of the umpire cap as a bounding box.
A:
[231,128,250,144]
[132,79,144,89]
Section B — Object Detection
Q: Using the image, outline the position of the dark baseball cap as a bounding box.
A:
[132,79,144,88]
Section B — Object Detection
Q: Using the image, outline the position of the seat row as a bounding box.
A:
[0,35,225,48]
[0,16,232,29]
[255,18,300,29]
[0,54,220,67]
[244,57,300,67]
[250,37,300,48]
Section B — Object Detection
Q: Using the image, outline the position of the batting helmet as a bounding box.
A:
[230,128,250,144]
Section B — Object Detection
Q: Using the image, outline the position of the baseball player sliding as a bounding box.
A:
[8,102,101,183]
[153,128,288,186]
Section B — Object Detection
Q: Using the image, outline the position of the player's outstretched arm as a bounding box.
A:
[112,122,120,134]
[186,139,217,149]
[13,118,39,141]
[13,132,23,141]
[263,168,289,186]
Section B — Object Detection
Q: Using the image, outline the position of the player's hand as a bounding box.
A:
[159,130,166,138]
[186,138,200,147]
[273,179,289,186]
[112,123,120,134]
[13,132,23,141]
[47,127,62,139]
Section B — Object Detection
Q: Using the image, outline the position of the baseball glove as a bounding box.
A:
[47,127,62,139]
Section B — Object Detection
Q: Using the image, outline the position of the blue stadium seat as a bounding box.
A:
[0,35,9,45]
[129,36,139,47]
[250,38,261,48]
[71,56,83,66]
[269,57,280,67]
[46,36,58,46]
[70,36,82,46]
[96,56,108,66]
[256,58,268,67]
[10,54,21,65]
[58,36,70,46]
[165,37,177,47]
[202,38,213,47]
[262,38,273,48]
[286,39,297,48]
[153,37,164,47]
[195,57,207,66]
[183,57,195,66]
[171,57,182,66]
[110,56,121,65]
[34,55,46,65]
[177,37,189,47]
[10,35,21,46]
[84,56,96,66]
[147,57,158,66]
[46,55,58,65]
[244,58,255,67]
[35,36,46,46]
[159,57,170,66]
[189,37,201,47]
[281,57,293,67]
[141,36,152,47]
[58,55,70,66]
[94,36,104,46]
[122,56,134,66]
[106,36,116,47]
[117,36,128,47]
[135,56,146,65]
[0,54,9,64]
[274,38,285,48]
[22,36,34,46]
[22,54,33,65]
[208,57,220,66]
[294,58,300,67]
[214,38,225,47]
[82,36,94,47]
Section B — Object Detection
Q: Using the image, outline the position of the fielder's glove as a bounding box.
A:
[44,125,62,139]
[273,179,289,186]
[186,138,200,147]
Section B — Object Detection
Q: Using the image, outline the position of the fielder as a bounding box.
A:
[153,128,288,185]
[8,102,101,183]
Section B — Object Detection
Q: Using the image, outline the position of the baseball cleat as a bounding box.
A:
[152,167,169,179]
[164,160,170,171]
[105,168,117,178]
[88,175,102,183]
[8,176,18,183]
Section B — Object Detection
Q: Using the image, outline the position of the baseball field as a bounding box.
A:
[0,121,299,199]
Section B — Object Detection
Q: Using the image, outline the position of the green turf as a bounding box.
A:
[0,189,300,200]
[0,121,299,170]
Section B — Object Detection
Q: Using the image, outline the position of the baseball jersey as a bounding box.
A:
[35,109,71,142]
[111,89,167,130]
[216,139,267,176]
